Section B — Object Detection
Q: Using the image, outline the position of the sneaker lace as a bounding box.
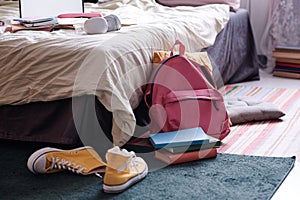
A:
[50,156,87,174]
[117,149,139,173]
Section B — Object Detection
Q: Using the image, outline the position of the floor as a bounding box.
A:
[237,69,300,200]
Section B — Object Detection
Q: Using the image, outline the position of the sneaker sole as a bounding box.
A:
[27,146,93,174]
[102,165,148,193]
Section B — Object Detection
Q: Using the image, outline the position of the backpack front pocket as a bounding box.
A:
[163,89,227,138]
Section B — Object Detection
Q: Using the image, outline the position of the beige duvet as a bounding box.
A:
[0,0,229,146]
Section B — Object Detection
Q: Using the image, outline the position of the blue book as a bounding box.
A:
[149,127,210,149]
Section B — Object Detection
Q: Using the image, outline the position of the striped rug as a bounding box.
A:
[219,85,300,161]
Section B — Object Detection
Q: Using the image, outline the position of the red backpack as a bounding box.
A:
[144,40,230,140]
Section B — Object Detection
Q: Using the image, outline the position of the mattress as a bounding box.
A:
[0,0,230,146]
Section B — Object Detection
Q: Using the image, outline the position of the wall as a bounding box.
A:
[241,0,300,71]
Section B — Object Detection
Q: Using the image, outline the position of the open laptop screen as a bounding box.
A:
[19,0,84,18]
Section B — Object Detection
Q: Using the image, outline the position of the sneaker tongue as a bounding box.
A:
[120,148,136,157]
[117,163,127,173]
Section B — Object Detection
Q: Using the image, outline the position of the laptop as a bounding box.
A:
[19,0,84,18]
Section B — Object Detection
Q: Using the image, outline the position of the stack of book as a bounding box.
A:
[14,17,58,28]
[272,46,300,79]
[11,17,59,32]
[150,127,221,165]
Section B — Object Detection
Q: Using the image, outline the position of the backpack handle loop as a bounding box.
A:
[170,40,185,56]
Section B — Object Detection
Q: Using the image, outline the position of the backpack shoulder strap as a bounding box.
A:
[170,40,185,56]
[189,59,217,88]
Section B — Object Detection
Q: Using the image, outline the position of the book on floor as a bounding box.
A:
[273,66,300,74]
[274,45,300,53]
[155,147,217,165]
[275,61,300,69]
[272,51,300,60]
[275,58,300,65]
[273,70,300,79]
[163,135,221,154]
[272,46,300,60]
[149,127,210,149]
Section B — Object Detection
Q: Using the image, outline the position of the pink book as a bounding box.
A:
[276,61,300,69]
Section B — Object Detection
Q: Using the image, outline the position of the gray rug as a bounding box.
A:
[0,140,295,200]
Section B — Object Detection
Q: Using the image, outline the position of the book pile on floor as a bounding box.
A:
[272,45,300,79]
[150,127,221,165]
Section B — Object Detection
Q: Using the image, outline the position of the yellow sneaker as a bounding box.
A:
[27,146,106,175]
[103,146,148,193]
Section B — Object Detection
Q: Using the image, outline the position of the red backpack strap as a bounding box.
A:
[189,59,217,88]
[144,89,151,108]
[170,40,185,56]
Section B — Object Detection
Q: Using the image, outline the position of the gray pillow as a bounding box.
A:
[224,96,285,125]
[155,0,240,11]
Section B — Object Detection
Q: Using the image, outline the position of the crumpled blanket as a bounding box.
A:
[0,1,230,146]
[224,96,285,125]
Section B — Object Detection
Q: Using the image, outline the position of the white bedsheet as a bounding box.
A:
[0,0,229,146]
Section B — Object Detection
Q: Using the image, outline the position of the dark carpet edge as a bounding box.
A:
[267,155,296,200]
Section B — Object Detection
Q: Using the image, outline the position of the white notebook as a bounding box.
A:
[19,0,84,18]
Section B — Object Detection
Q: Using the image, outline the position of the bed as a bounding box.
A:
[0,0,259,154]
